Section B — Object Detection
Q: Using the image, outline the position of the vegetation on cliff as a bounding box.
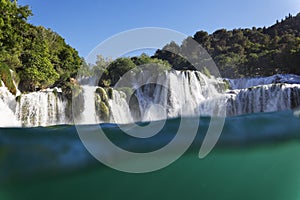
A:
[0,0,82,93]
[154,13,300,78]
[94,54,171,87]
[1,0,299,93]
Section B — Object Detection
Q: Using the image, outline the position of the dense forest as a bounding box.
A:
[0,0,81,94]
[154,13,300,78]
[92,12,300,86]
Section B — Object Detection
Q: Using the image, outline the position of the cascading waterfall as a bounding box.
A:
[1,70,300,127]
[226,83,300,116]
[81,86,98,124]
[131,70,227,121]
[226,74,300,116]
[228,74,300,90]
[0,84,21,127]
[109,90,133,124]
[15,89,68,127]
[79,70,227,124]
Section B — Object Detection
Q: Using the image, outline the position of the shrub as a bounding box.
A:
[0,64,17,95]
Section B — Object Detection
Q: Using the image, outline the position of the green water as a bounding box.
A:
[1,110,300,200]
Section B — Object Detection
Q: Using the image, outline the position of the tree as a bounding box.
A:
[0,0,82,92]
[155,12,300,78]
[105,57,136,86]
[19,37,59,91]
[0,0,32,68]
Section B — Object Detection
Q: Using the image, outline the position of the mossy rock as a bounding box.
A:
[95,97,110,121]
[0,64,17,95]
[53,88,58,96]
[62,82,83,100]
[62,83,84,119]
[100,102,110,121]
[15,95,22,103]
[223,79,231,90]
[95,93,101,103]
[202,67,211,78]
[106,88,113,99]
[95,87,109,104]
[72,85,83,98]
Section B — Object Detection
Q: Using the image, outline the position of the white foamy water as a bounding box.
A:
[226,83,300,116]
[0,84,21,127]
[227,74,300,90]
[0,72,300,127]
[15,90,67,127]
[131,70,226,121]
[80,86,98,124]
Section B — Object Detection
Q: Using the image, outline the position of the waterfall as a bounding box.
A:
[228,74,300,90]
[9,69,21,96]
[77,70,226,124]
[78,70,226,124]
[0,84,21,127]
[225,74,300,116]
[15,89,68,127]
[131,70,226,120]
[109,90,134,124]
[0,70,68,127]
[79,86,134,124]
[1,71,300,127]
[80,86,98,124]
[226,83,300,116]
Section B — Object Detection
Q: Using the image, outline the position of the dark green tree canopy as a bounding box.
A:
[155,13,300,78]
[97,54,171,87]
[0,0,82,92]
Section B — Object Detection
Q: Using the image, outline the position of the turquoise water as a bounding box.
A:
[1,110,300,200]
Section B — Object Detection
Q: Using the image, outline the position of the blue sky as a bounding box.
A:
[18,0,300,57]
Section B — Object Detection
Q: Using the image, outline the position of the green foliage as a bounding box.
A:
[98,57,135,87]
[0,1,82,92]
[61,82,84,119]
[61,82,82,101]
[223,79,231,90]
[132,53,171,69]
[0,63,16,94]
[0,0,32,69]
[98,101,110,121]
[95,87,109,105]
[89,55,112,87]
[77,60,92,77]
[202,67,211,78]
[132,53,171,74]
[97,54,171,87]
[93,55,112,76]
[19,47,59,91]
[56,43,82,81]
[107,57,136,86]
[106,88,113,99]
[154,13,300,78]
[95,87,110,121]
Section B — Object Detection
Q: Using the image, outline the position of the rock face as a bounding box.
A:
[95,87,110,122]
